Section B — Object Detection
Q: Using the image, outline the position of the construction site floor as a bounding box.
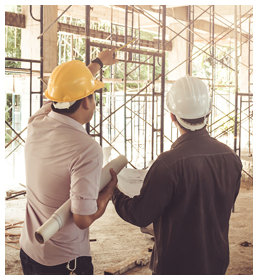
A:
[5,178,253,275]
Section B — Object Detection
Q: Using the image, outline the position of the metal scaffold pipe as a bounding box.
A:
[234,5,238,155]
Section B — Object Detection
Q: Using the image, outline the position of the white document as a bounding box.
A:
[117,168,148,198]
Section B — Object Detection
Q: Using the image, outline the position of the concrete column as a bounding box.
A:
[43,5,58,76]
[21,5,41,66]
[240,39,252,94]
[167,21,188,81]
[240,38,248,95]
[21,5,58,90]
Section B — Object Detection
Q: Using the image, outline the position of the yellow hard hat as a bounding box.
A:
[45,60,105,102]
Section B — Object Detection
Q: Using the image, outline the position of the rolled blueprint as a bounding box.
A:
[35,155,128,244]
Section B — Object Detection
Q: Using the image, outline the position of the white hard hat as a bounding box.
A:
[166,75,212,131]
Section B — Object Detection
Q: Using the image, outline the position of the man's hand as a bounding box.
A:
[100,168,118,196]
[88,48,119,76]
[98,48,119,66]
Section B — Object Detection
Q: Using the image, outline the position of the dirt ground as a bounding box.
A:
[5,177,253,275]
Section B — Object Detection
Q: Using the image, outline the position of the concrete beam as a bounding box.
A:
[193,5,253,19]
[139,5,253,36]
[5,11,25,28]
[193,29,250,45]
[58,22,172,51]
[58,5,160,33]
[194,19,228,34]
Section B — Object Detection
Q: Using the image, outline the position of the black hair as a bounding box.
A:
[51,94,93,114]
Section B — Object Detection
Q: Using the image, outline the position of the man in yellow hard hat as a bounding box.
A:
[112,75,242,275]
[19,48,119,275]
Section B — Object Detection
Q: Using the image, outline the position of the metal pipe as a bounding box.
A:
[37,5,72,39]
[131,5,163,28]
[196,5,252,40]
[187,5,191,75]
[123,5,213,80]
[144,93,147,168]
[215,113,251,140]
[59,33,62,64]
[160,5,166,153]
[248,17,252,155]
[29,61,32,116]
[234,5,238,155]
[5,121,25,143]
[40,5,43,108]
[85,5,91,134]
[239,95,242,156]
[30,5,40,22]
[151,57,155,160]
[124,5,128,159]
[210,5,215,136]
[157,6,162,66]
[5,126,27,149]
[238,5,242,57]
[70,34,73,60]
[99,47,103,147]
[5,57,41,63]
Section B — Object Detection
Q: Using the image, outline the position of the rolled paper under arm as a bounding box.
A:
[35,155,128,244]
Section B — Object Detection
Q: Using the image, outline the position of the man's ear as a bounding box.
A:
[170,113,177,122]
[82,97,89,109]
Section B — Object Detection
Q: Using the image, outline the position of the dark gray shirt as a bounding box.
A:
[112,129,242,275]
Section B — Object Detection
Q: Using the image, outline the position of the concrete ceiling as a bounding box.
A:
[57,5,253,38]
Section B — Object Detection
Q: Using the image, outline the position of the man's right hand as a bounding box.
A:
[98,48,119,66]
[100,168,118,196]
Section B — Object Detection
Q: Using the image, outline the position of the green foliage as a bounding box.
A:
[5,27,21,68]
[5,6,22,68]
[5,5,21,13]
[5,94,13,144]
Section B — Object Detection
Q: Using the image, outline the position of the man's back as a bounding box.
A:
[149,129,242,274]
[20,103,103,266]
[112,128,242,274]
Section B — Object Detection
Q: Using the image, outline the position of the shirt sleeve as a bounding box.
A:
[112,158,177,227]
[69,143,103,216]
[28,100,52,124]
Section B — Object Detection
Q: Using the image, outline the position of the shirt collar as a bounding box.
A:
[171,128,209,150]
[48,111,88,135]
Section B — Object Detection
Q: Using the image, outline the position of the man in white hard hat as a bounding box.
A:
[19,49,119,275]
[112,75,242,275]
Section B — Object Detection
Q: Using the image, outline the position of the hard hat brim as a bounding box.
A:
[45,79,105,102]
[176,116,208,131]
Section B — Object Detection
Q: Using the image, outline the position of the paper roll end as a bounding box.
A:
[35,231,45,244]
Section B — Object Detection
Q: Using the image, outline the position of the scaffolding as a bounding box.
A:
[5,5,253,187]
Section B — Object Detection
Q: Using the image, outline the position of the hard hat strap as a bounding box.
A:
[53,101,76,109]
[176,116,208,131]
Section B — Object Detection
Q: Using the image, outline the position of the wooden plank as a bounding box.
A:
[5,12,25,28]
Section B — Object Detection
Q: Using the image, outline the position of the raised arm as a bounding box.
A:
[88,48,119,76]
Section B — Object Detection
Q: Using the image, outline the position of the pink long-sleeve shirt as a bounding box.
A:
[20,101,103,266]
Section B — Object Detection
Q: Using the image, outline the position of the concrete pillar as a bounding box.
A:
[21,5,41,66]
[43,5,58,77]
[240,41,249,94]
[167,21,188,81]
[21,5,58,91]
